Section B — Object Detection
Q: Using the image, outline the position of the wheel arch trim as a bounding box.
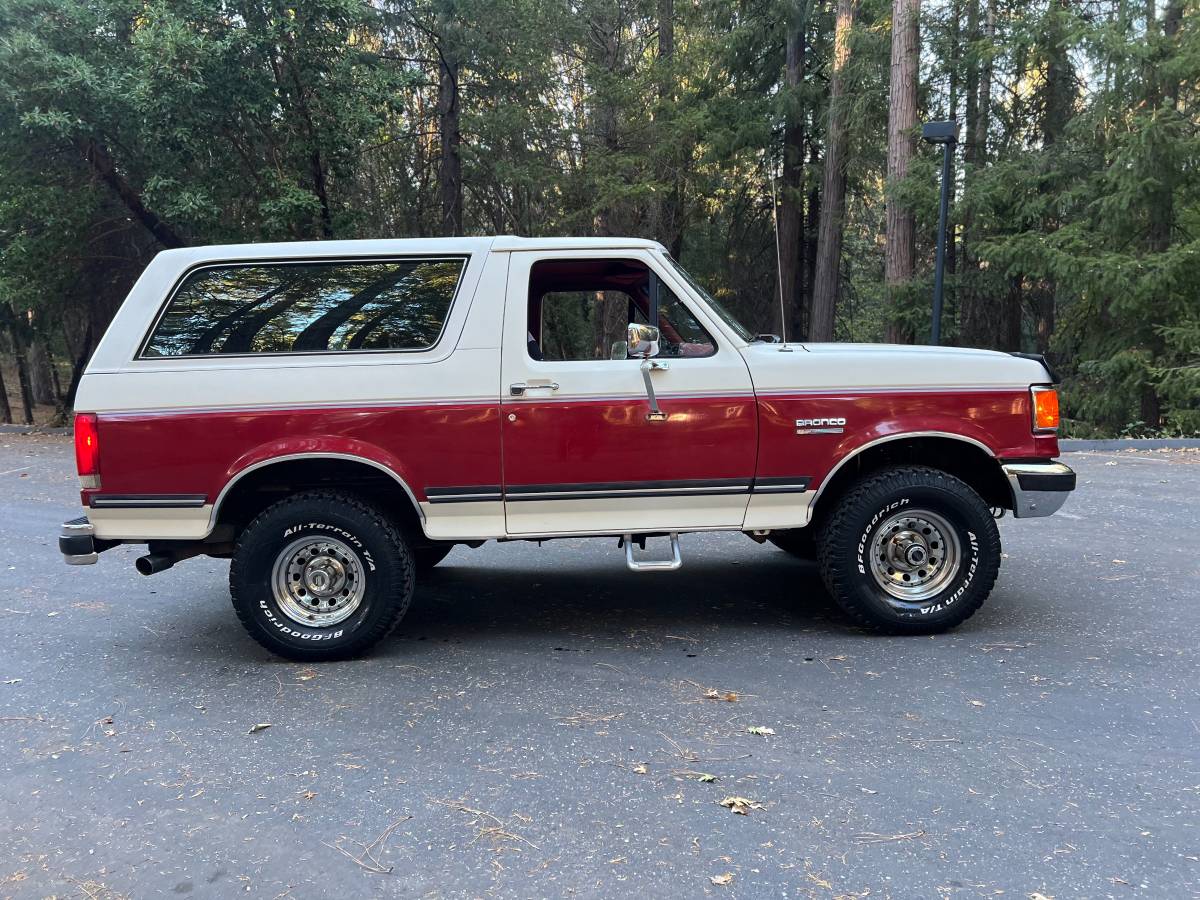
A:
[810,431,997,509]
[206,452,426,538]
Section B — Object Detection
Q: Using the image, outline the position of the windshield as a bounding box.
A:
[662,255,755,343]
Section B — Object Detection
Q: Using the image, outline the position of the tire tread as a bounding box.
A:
[816,465,1000,634]
[229,489,413,660]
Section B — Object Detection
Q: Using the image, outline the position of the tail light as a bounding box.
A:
[1031,386,1060,433]
[74,413,101,489]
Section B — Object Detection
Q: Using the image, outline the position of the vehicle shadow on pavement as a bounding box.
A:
[390,553,841,646]
[124,549,850,662]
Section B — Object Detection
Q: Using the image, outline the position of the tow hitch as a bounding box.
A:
[620,533,683,572]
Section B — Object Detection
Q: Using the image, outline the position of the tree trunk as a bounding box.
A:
[28,333,56,405]
[1001,278,1022,352]
[974,0,995,170]
[884,0,920,343]
[65,321,94,412]
[1035,0,1073,357]
[945,0,960,283]
[960,0,994,347]
[4,305,35,424]
[804,139,820,310]
[591,13,623,237]
[810,0,858,342]
[1137,0,1182,428]
[656,0,684,257]
[75,137,186,249]
[0,359,11,424]
[777,3,807,339]
[437,13,463,237]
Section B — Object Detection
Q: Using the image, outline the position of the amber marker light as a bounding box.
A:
[1031,386,1060,433]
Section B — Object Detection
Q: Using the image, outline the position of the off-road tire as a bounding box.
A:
[230,490,414,661]
[816,466,1000,634]
[413,543,454,575]
[767,528,816,559]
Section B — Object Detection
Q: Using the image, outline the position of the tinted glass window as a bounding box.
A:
[540,290,644,362]
[143,258,466,357]
[530,258,715,362]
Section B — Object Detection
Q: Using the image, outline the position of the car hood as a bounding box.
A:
[740,342,1054,393]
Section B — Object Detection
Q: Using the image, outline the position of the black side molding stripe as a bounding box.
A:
[506,487,751,502]
[425,485,503,504]
[505,477,752,495]
[752,476,812,493]
[424,477,814,503]
[89,494,208,509]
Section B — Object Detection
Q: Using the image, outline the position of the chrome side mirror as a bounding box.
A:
[626,323,660,358]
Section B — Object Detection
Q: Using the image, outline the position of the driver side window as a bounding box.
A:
[528,258,715,362]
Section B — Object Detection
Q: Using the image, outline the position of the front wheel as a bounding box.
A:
[816,466,1000,634]
[230,490,414,661]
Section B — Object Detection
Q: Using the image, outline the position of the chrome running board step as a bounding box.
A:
[622,533,682,572]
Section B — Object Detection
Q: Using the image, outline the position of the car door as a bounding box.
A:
[499,249,757,536]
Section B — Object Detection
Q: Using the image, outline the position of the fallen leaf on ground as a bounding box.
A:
[747,726,775,736]
[719,796,765,815]
[710,873,734,886]
[248,723,272,734]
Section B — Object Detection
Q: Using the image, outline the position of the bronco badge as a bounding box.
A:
[795,417,847,435]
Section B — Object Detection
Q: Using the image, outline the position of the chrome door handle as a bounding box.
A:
[509,381,560,396]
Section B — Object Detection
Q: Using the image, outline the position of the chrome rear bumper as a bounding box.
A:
[1001,461,1076,518]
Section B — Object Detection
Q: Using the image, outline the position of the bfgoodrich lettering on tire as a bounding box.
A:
[230,490,414,660]
[816,465,1001,634]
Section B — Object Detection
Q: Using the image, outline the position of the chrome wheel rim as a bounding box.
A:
[271,536,365,627]
[867,508,961,604]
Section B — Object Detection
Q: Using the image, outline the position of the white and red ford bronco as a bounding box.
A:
[59,236,1075,660]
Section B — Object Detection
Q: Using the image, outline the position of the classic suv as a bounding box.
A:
[59,236,1075,660]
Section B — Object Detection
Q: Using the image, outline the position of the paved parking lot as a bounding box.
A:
[1,436,1197,899]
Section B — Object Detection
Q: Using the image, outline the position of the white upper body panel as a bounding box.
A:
[742,342,1050,393]
[77,236,1050,416]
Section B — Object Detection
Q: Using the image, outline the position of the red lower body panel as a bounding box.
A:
[756,389,1058,488]
[87,403,502,505]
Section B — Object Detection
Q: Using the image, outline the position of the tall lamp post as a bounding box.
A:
[921,120,958,345]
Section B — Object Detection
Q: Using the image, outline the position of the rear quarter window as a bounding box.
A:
[141,257,466,357]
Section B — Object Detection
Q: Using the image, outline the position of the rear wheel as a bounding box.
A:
[816,466,1000,634]
[230,490,414,660]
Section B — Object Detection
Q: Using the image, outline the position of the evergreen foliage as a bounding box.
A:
[0,0,1193,433]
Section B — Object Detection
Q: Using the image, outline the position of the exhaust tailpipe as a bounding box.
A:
[135,553,177,576]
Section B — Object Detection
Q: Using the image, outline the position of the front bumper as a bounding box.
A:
[1001,461,1076,518]
[59,516,119,565]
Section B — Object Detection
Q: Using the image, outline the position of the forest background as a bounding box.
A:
[0,0,1195,436]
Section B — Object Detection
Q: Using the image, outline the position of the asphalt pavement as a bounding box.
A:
[1,436,1197,899]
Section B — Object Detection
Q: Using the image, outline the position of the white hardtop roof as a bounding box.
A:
[152,235,666,265]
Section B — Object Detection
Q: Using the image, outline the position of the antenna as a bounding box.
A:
[769,175,790,348]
